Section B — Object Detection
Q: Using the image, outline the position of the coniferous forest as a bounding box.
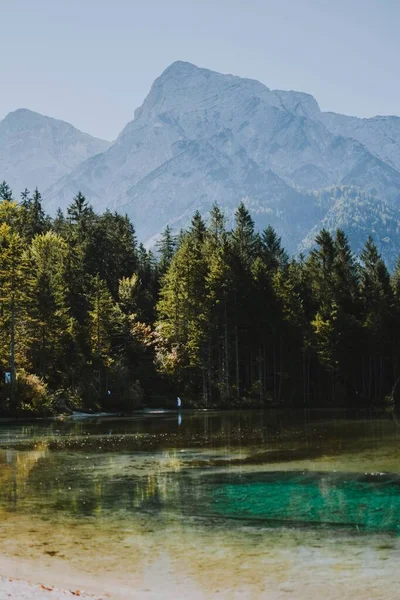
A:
[0,179,400,416]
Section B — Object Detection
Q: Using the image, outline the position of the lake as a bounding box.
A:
[1,410,400,599]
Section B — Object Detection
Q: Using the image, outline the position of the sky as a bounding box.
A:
[1,0,399,140]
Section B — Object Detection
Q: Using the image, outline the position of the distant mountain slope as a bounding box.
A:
[319,112,400,173]
[299,187,400,270]
[0,109,110,195]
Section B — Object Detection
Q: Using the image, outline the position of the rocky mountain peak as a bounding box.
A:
[3,61,400,267]
[273,90,321,119]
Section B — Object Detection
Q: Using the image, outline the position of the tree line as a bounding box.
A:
[0,179,399,415]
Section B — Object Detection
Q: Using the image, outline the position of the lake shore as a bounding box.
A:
[0,555,112,600]
[0,553,190,600]
[0,575,106,600]
[1,550,398,600]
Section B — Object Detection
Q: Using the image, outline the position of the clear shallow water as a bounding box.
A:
[1,410,400,599]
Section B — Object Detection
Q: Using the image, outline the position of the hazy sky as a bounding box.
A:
[1,0,399,140]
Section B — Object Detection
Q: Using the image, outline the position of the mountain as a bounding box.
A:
[318,112,400,173]
[0,109,110,195]
[43,62,400,262]
[5,61,400,264]
[299,187,400,270]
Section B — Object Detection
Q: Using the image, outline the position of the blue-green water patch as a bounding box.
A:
[205,471,400,532]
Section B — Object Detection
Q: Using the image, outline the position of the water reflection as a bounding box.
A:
[1,411,400,529]
[1,411,400,598]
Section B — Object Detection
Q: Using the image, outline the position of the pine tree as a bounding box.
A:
[261,226,288,273]
[333,229,359,308]
[63,220,88,325]
[228,203,258,396]
[0,181,13,201]
[207,204,227,250]
[231,202,257,267]
[67,192,92,224]
[205,236,233,402]
[19,187,47,242]
[87,275,124,399]
[156,225,177,276]
[360,236,394,401]
[85,211,138,297]
[156,214,209,402]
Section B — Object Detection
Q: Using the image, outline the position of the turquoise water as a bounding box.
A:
[1,410,400,598]
[208,471,400,530]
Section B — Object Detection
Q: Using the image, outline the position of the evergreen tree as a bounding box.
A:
[87,274,124,399]
[63,219,88,325]
[360,236,395,401]
[26,232,70,382]
[0,223,31,405]
[228,203,258,396]
[1,187,400,415]
[85,211,138,297]
[205,226,236,403]
[19,187,47,241]
[207,204,227,250]
[67,192,92,224]
[231,202,257,267]
[0,181,13,201]
[261,226,288,273]
[156,225,177,276]
[156,213,209,402]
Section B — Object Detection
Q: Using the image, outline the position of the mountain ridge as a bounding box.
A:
[2,61,400,264]
[0,108,110,195]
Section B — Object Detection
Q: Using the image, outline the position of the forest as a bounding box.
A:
[0,179,399,416]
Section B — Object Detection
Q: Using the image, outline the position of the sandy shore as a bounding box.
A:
[0,575,107,600]
[1,513,399,600]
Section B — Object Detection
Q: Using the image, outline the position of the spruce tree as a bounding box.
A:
[156,225,177,276]
[19,187,47,241]
[261,226,288,272]
[0,181,13,201]
[67,192,92,224]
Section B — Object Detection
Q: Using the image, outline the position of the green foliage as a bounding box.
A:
[156,222,209,398]
[1,181,400,414]
[0,184,159,415]
[156,225,177,276]
[19,188,48,242]
[14,370,50,416]
[0,181,13,201]
[26,232,71,381]
[0,220,32,378]
[155,203,400,409]
[88,274,121,364]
